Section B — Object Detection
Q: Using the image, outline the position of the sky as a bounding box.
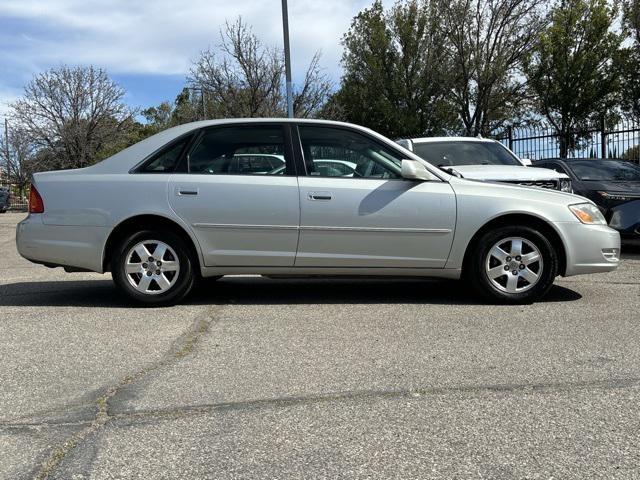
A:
[0,0,379,117]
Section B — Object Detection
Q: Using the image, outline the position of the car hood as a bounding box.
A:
[449,177,595,205]
[579,180,640,194]
[447,165,568,181]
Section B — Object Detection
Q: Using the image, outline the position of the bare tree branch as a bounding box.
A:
[189,17,331,119]
[9,65,134,170]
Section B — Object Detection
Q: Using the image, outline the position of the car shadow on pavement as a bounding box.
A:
[0,279,130,308]
[0,277,582,308]
[622,243,640,259]
[189,277,582,306]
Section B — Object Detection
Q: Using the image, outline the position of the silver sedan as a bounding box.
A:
[16,119,620,305]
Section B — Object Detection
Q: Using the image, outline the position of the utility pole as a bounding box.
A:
[3,118,10,182]
[201,88,207,120]
[281,0,294,118]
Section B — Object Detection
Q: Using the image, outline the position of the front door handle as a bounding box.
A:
[308,192,333,201]
[177,188,199,196]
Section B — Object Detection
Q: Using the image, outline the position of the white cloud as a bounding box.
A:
[0,0,374,81]
[0,86,21,117]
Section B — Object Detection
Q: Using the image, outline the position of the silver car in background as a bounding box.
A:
[17,119,620,306]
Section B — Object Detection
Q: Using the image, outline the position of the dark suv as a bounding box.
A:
[533,158,640,242]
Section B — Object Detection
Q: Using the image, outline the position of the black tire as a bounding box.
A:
[111,229,195,306]
[466,225,558,304]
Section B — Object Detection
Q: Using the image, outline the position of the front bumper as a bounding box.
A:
[555,221,621,276]
[16,214,110,272]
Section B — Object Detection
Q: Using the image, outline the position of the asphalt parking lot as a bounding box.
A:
[1,212,639,479]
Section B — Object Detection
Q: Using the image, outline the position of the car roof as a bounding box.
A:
[159,117,366,132]
[406,137,497,144]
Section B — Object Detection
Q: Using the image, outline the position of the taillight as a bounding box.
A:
[29,185,45,213]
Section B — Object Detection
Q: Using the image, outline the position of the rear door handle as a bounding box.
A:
[308,192,333,201]
[177,188,198,196]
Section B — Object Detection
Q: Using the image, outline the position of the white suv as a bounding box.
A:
[396,137,572,192]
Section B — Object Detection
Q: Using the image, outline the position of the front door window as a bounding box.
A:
[298,126,402,179]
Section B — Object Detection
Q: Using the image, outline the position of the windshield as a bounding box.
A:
[412,141,522,167]
[568,160,640,181]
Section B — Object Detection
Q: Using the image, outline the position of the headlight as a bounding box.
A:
[568,203,607,225]
[559,179,572,193]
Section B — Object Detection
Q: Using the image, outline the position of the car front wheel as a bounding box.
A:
[111,230,195,306]
[468,226,558,304]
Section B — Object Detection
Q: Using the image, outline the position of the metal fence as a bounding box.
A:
[494,118,640,163]
[0,178,29,211]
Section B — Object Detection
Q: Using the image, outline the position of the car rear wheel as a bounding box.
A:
[467,226,558,304]
[111,230,195,306]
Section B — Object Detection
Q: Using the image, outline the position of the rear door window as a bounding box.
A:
[188,126,289,175]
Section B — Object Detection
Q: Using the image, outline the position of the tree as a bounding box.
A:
[623,0,640,44]
[0,124,37,194]
[189,17,332,119]
[141,101,175,132]
[620,0,640,119]
[140,87,223,135]
[337,0,457,138]
[622,144,640,163]
[439,0,547,136]
[524,0,622,157]
[9,65,134,169]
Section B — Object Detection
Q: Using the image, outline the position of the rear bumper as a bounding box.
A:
[555,221,621,276]
[16,214,109,273]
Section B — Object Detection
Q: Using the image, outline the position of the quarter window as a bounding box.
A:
[188,126,287,175]
[298,126,402,179]
[141,135,192,173]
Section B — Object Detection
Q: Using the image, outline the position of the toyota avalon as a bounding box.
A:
[17,119,620,306]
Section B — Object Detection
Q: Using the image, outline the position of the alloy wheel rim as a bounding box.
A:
[485,237,543,294]
[125,240,180,295]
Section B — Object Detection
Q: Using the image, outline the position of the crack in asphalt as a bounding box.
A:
[29,307,219,480]
[4,376,639,435]
[104,377,640,424]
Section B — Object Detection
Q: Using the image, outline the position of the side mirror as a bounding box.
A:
[401,159,436,181]
[520,158,532,166]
